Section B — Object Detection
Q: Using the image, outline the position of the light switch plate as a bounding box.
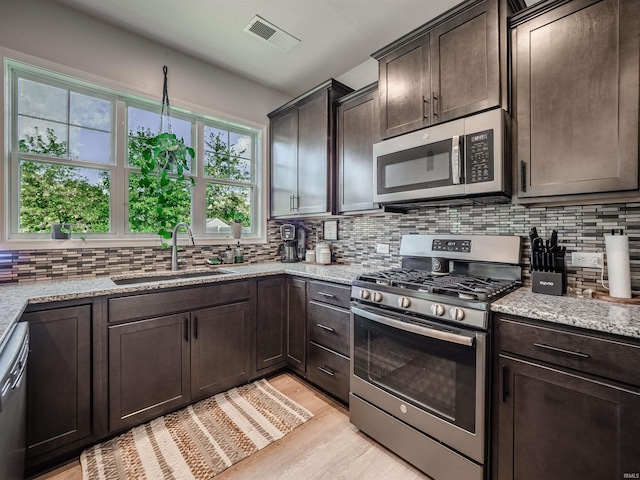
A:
[376,243,390,254]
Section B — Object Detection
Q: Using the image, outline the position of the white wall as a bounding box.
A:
[0,0,292,125]
[336,58,378,91]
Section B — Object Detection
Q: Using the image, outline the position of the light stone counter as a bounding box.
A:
[491,288,640,339]
[0,262,369,349]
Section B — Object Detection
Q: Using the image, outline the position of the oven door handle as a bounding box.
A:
[352,306,475,347]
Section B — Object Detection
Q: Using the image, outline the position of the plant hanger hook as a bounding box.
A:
[159,65,172,134]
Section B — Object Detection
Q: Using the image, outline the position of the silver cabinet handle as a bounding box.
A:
[316,323,335,333]
[317,292,335,298]
[534,343,589,358]
[317,366,335,376]
[422,95,430,119]
[432,92,439,119]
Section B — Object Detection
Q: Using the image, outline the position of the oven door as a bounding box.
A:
[350,304,487,463]
[373,119,465,204]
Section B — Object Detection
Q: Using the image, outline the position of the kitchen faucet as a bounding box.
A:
[171,222,195,271]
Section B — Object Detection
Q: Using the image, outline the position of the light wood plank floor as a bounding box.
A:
[36,373,430,480]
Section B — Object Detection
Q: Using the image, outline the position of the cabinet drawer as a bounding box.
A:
[307,301,350,357]
[306,342,350,403]
[307,280,351,309]
[499,318,640,387]
[109,280,252,323]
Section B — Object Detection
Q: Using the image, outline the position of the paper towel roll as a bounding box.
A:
[605,234,631,299]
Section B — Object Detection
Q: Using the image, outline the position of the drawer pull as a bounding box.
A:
[318,292,336,298]
[316,323,335,333]
[534,343,589,358]
[317,365,335,376]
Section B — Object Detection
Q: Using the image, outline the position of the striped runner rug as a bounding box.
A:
[80,379,313,479]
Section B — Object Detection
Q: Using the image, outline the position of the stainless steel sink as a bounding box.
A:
[111,269,229,285]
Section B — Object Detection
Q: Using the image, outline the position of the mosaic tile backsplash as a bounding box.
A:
[2,202,638,295]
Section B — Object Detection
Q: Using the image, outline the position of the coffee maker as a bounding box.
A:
[277,224,298,263]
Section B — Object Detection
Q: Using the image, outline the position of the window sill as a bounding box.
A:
[0,235,267,250]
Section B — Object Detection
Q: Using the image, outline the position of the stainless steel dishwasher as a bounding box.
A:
[0,322,29,480]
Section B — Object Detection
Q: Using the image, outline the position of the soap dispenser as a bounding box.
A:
[234,241,244,264]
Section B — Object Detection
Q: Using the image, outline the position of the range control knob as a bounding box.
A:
[372,292,383,302]
[430,303,445,316]
[398,296,411,308]
[450,307,465,321]
[359,289,371,300]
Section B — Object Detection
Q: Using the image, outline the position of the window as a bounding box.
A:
[5,60,262,244]
[203,124,255,236]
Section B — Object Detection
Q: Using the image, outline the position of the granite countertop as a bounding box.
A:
[0,262,369,349]
[491,288,640,340]
[3,264,639,350]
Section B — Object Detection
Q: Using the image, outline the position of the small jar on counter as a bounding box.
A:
[317,244,331,265]
[305,250,316,263]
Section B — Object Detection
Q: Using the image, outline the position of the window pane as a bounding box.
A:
[206,183,252,233]
[18,78,68,123]
[229,132,252,159]
[18,117,68,158]
[128,172,191,233]
[204,128,252,182]
[70,126,111,164]
[70,92,111,131]
[19,160,110,233]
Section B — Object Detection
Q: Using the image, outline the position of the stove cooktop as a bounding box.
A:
[356,268,519,302]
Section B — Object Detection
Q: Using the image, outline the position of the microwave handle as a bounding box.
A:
[451,135,463,185]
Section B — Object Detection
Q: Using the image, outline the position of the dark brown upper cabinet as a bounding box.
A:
[374,0,521,140]
[512,0,640,203]
[269,79,353,219]
[336,83,381,213]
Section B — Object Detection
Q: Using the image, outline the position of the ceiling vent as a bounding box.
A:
[244,15,300,53]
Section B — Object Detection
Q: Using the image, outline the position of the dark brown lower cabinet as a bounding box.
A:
[256,277,286,370]
[109,313,190,432]
[191,301,251,400]
[23,305,93,460]
[109,301,252,431]
[497,355,640,480]
[286,277,306,373]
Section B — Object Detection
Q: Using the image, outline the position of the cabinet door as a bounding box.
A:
[378,34,431,139]
[286,277,307,373]
[191,301,251,400]
[270,109,298,217]
[338,87,381,213]
[297,93,330,215]
[515,0,639,198]
[109,313,190,432]
[256,277,286,370]
[497,355,640,480]
[430,0,499,123]
[24,306,92,459]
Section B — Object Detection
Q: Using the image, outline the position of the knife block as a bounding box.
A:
[531,250,566,296]
[531,271,565,295]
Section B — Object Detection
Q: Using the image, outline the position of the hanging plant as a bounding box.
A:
[137,66,196,246]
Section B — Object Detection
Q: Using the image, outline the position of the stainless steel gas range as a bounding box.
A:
[349,234,522,480]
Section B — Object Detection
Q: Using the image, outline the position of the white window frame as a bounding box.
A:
[2,56,265,249]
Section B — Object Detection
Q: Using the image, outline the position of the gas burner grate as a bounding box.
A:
[357,269,519,302]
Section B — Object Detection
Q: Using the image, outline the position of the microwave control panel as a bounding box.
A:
[465,129,494,184]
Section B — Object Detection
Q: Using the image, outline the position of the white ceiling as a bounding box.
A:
[52,0,464,98]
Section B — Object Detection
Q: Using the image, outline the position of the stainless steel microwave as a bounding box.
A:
[373,108,510,204]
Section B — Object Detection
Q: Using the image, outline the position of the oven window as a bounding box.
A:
[377,139,453,194]
[353,314,477,433]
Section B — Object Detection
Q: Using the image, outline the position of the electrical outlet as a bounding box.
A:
[376,243,390,254]
[571,251,604,268]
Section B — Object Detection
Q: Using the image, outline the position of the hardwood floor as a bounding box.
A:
[35,373,429,480]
